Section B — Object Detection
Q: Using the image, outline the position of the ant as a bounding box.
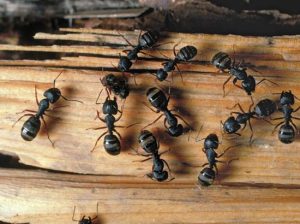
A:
[100,73,129,99]
[12,71,82,146]
[197,133,237,186]
[153,44,197,82]
[221,98,277,143]
[132,130,174,182]
[272,91,300,144]
[72,203,99,224]
[87,89,136,155]
[144,87,191,137]
[211,51,277,102]
[118,30,160,72]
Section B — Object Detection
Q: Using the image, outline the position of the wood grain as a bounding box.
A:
[1,28,300,223]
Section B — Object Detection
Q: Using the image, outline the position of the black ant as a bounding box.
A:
[197,133,237,186]
[272,91,300,144]
[87,89,136,155]
[221,98,277,143]
[132,130,174,182]
[118,30,160,72]
[212,52,277,102]
[100,73,129,99]
[72,203,99,224]
[144,87,191,137]
[12,71,83,146]
[153,44,197,82]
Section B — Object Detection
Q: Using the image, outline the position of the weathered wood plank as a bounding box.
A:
[0,169,300,224]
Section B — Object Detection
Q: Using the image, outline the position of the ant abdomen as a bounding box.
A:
[118,56,132,72]
[104,134,121,155]
[21,116,41,141]
[211,52,231,70]
[176,45,197,61]
[198,167,216,186]
[278,124,295,144]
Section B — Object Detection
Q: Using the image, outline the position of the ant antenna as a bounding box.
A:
[91,202,99,221]
[72,206,79,222]
[53,70,65,88]
[60,95,83,104]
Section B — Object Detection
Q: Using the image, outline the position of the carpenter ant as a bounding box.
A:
[118,30,160,71]
[12,71,83,146]
[212,52,277,101]
[87,89,136,155]
[272,91,300,144]
[197,133,237,186]
[221,98,277,143]
[153,45,197,82]
[133,130,174,182]
[100,73,129,99]
[72,203,99,224]
[144,87,191,137]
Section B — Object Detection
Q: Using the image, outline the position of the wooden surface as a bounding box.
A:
[1,28,300,223]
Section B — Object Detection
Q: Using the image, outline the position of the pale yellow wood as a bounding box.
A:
[0,169,300,224]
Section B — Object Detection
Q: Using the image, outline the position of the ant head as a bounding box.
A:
[198,167,215,186]
[278,124,295,144]
[156,69,168,81]
[168,124,183,137]
[153,170,169,182]
[101,74,116,87]
[280,90,295,106]
[204,133,219,150]
[223,117,241,134]
[118,56,132,72]
[104,134,121,155]
[21,116,41,141]
[103,97,118,115]
[79,216,92,224]
[43,88,61,104]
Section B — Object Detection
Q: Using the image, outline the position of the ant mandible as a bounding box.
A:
[12,71,83,146]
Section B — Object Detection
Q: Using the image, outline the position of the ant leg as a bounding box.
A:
[213,164,219,175]
[248,120,254,144]
[175,64,184,84]
[95,89,104,105]
[217,144,241,158]
[232,78,243,90]
[12,114,33,127]
[201,162,209,167]
[86,126,107,131]
[240,123,247,131]
[291,116,300,120]
[173,42,180,57]
[91,131,107,152]
[41,116,54,147]
[293,106,300,113]
[174,114,192,129]
[143,114,164,130]
[161,159,172,172]
[270,117,284,121]
[72,206,79,222]
[143,102,159,113]
[257,78,278,86]
[134,156,153,163]
[16,109,37,115]
[51,105,70,110]
[129,147,151,157]
[117,31,134,47]
[229,103,245,113]
[113,128,122,140]
[34,85,39,106]
[290,120,299,133]
[230,112,241,116]
[222,75,233,97]
[53,70,65,88]
[60,95,83,104]
[95,110,105,122]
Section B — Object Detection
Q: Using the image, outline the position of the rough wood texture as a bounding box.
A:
[1,28,300,223]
